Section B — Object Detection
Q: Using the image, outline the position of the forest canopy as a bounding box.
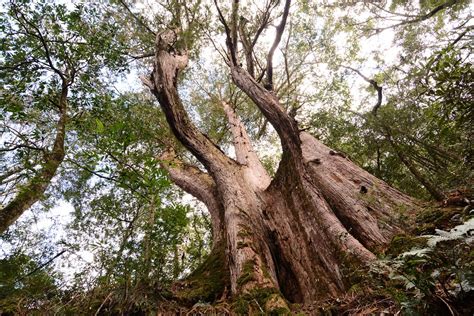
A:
[0,0,472,314]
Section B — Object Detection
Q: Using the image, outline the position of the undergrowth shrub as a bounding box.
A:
[381,218,474,315]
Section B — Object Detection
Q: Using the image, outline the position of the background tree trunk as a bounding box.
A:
[0,81,68,234]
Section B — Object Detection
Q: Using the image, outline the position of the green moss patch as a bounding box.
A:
[172,243,229,304]
[236,259,257,288]
[231,287,288,315]
[265,293,291,315]
[414,206,464,234]
[385,234,429,257]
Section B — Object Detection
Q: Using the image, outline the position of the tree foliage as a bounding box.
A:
[0,0,472,314]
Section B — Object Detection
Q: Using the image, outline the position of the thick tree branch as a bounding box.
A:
[230,67,302,162]
[221,101,271,188]
[221,101,253,164]
[239,17,255,77]
[230,0,240,60]
[143,30,235,176]
[159,149,224,243]
[160,151,216,207]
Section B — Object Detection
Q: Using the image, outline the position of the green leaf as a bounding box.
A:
[95,118,105,133]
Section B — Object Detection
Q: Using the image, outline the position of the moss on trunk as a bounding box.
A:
[231,288,289,315]
[172,242,229,304]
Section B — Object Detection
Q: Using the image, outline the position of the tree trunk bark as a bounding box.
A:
[143,30,417,306]
[0,81,68,234]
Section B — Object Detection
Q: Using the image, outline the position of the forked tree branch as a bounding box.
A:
[265,0,291,90]
[238,1,276,78]
[216,0,303,163]
[117,0,156,35]
[343,66,383,115]
[373,0,459,32]
[214,0,237,65]
[144,30,235,176]
[11,5,66,80]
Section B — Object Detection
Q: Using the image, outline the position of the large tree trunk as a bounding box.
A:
[143,30,417,306]
[259,131,416,302]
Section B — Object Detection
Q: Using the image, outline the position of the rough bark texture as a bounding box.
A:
[159,149,225,244]
[300,132,416,249]
[0,82,68,234]
[143,30,417,306]
[142,31,277,296]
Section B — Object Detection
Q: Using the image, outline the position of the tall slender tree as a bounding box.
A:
[0,1,127,233]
